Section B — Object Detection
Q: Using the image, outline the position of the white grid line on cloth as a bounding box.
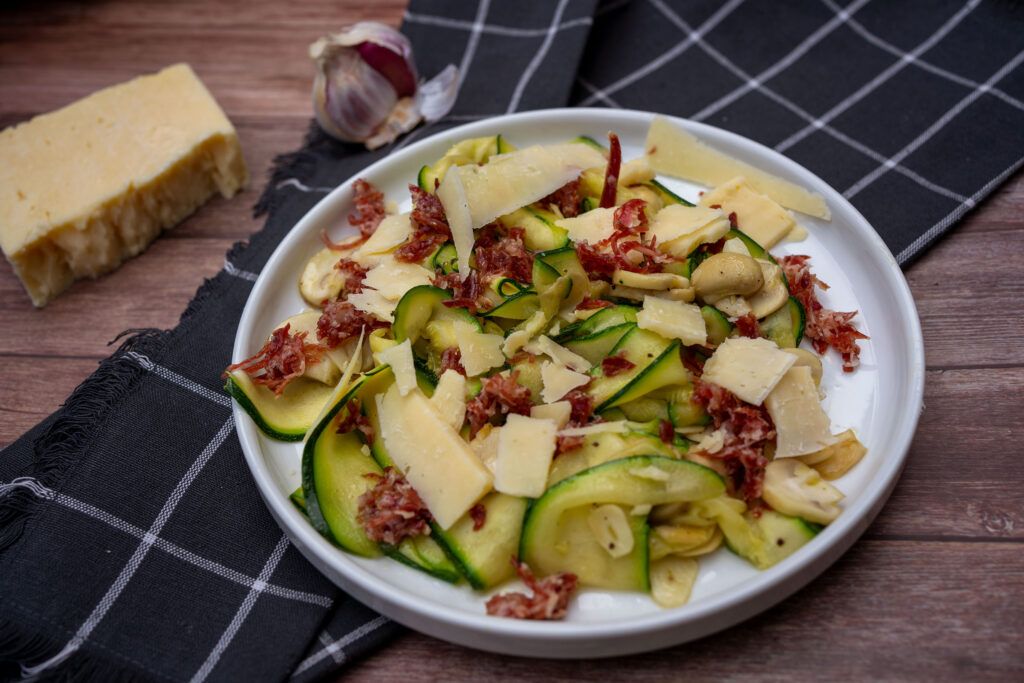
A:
[223,259,259,282]
[896,152,1024,265]
[578,77,622,107]
[822,0,1024,114]
[190,535,291,683]
[126,351,233,408]
[274,178,335,194]
[290,614,390,677]
[318,629,346,666]
[577,0,746,107]
[775,0,982,153]
[403,9,591,37]
[689,0,872,123]
[457,0,492,92]
[21,418,236,679]
[844,47,1024,200]
[0,478,331,607]
[507,0,573,114]
[648,0,972,206]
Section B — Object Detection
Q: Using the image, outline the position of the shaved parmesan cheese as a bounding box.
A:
[699,177,796,249]
[722,237,749,255]
[637,296,707,346]
[454,321,505,377]
[645,116,830,219]
[430,369,467,431]
[558,421,629,437]
[377,339,416,396]
[436,169,474,279]
[765,366,836,458]
[352,213,412,264]
[618,157,655,186]
[693,428,726,454]
[494,414,557,498]
[470,424,501,473]
[523,335,591,371]
[347,288,395,321]
[701,337,795,405]
[530,401,572,428]
[540,361,590,403]
[555,207,616,244]
[361,256,435,300]
[376,383,492,528]
[649,204,731,258]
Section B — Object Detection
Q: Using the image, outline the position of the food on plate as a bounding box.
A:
[225,127,869,618]
[0,64,247,307]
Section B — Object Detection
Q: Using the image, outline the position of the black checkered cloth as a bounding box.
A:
[1,0,1021,680]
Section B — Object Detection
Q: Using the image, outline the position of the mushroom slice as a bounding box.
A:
[762,459,843,525]
[747,260,789,319]
[299,247,347,306]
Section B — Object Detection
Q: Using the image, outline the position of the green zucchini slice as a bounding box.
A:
[701,305,733,346]
[521,455,725,590]
[587,327,690,411]
[392,285,480,345]
[226,371,336,442]
[498,207,570,252]
[760,296,806,348]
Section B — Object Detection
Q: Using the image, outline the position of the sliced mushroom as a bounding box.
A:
[691,252,763,304]
[649,557,699,608]
[762,459,844,524]
[612,269,690,291]
[588,504,635,558]
[746,260,789,318]
[299,247,347,306]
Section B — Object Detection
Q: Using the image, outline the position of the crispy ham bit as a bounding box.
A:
[224,323,324,396]
[693,380,776,502]
[349,178,387,239]
[780,255,868,372]
[555,389,598,455]
[600,132,622,209]
[734,313,760,339]
[465,371,533,437]
[539,178,582,218]
[439,347,466,376]
[576,240,618,281]
[335,258,368,293]
[485,560,578,620]
[316,300,388,348]
[601,351,636,377]
[335,397,374,443]
[576,297,613,311]
[395,184,452,263]
[469,503,487,531]
[474,225,534,284]
[357,466,432,546]
[437,269,489,314]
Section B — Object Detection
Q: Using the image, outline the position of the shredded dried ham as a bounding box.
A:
[316,300,388,348]
[555,389,597,455]
[223,323,324,396]
[576,297,613,311]
[395,184,452,263]
[335,258,368,293]
[539,179,581,218]
[693,380,775,502]
[585,199,674,274]
[469,503,487,531]
[439,347,466,376]
[438,269,490,314]
[486,560,578,620]
[734,313,760,339]
[465,372,533,437]
[335,397,374,443]
[659,419,675,445]
[599,133,622,209]
[601,351,635,377]
[349,178,387,239]
[780,255,868,372]
[357,466,432,546]
[576,241,618,281]
[474,225,534,284]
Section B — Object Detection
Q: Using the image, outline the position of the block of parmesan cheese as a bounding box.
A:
[0,63,247,306]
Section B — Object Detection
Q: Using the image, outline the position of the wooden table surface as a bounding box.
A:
[2,1,1022,680]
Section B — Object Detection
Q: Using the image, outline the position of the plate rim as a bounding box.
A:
[232,107,925,653]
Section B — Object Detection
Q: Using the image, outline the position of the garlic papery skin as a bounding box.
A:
[310,22,458,150]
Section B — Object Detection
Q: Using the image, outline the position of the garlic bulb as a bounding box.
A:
[310,23,458,149]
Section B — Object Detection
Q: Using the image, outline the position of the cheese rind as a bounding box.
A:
[765,366,836,458]
[645,116,829,219]
[0,63,247,306]
[376,384,492,529]
[701,337,796,405]
[494,414,557,498]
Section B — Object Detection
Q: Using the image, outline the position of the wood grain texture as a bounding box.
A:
[0,1,1022,680]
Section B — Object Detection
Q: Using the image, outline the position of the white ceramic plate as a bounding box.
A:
[232,108,924,658]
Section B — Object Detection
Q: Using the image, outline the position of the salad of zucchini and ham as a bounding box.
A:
[225,123,870,619]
